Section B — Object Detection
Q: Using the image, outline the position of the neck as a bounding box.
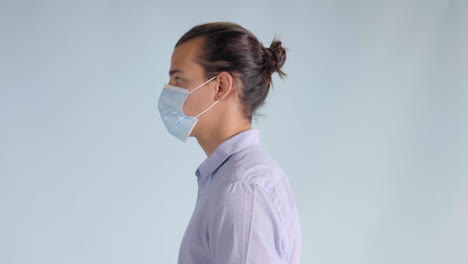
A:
[196,119,252,157]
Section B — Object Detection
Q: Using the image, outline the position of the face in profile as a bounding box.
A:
[168,37,219,137]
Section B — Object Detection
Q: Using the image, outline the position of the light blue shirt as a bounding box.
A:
[178,128,302,264]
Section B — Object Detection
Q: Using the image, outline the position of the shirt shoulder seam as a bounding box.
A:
[227,180,290,257]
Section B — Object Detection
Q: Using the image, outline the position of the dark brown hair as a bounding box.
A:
[175,22,287,122]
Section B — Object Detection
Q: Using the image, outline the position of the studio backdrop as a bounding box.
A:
[1,0,467,263]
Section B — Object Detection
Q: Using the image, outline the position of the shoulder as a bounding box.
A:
[225,145,288,191]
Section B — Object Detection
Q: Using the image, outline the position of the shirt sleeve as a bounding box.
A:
[208,181,288,264]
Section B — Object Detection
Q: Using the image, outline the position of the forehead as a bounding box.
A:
[171,37,204,69]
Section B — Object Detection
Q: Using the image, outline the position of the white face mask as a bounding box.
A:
[157,75,218,142]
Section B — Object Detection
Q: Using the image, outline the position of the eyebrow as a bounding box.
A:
[169,69,184,76]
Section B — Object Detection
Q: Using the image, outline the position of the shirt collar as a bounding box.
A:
[195,128,261,179]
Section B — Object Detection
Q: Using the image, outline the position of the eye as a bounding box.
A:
[174,76,183,82]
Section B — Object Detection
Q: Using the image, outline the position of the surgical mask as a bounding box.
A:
[158,75,218,142]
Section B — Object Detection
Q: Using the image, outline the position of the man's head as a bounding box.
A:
[167,22,287,138]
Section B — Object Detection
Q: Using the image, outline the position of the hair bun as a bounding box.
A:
[265,39,287,78]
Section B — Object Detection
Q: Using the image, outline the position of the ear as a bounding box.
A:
[214,72,234,101]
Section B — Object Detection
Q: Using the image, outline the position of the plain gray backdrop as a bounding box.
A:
[1,0,467,263]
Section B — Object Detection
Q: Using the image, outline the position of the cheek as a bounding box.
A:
[182,93,210,116]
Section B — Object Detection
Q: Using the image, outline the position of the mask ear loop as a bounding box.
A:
[189,75,219,118]
[189,75,218,94]
[195,100,219,118]
[189,74,220,118]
